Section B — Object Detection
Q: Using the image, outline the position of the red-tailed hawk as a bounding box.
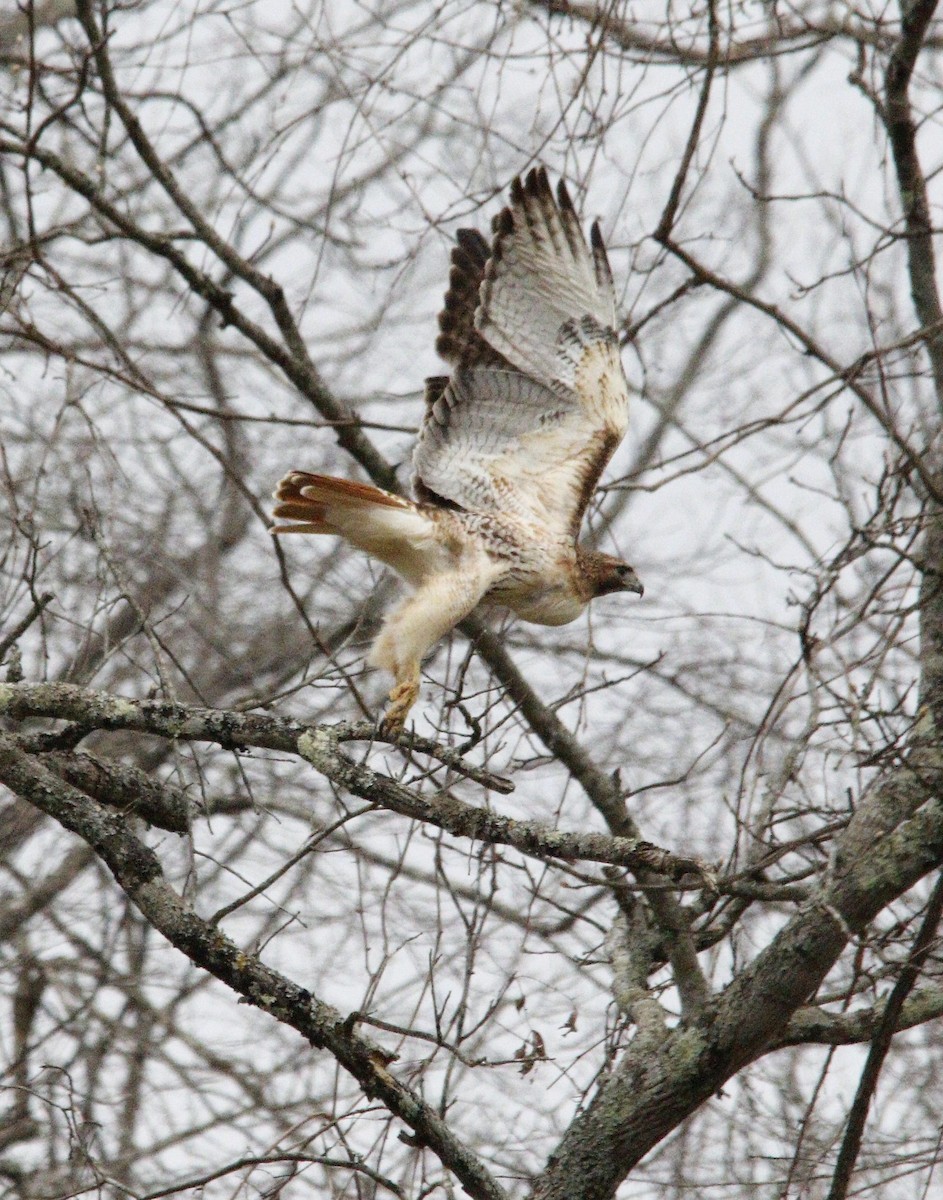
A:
[273,168,642,732]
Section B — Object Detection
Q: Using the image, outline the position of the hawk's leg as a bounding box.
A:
[369,562,501,735]
[380,675,421,736]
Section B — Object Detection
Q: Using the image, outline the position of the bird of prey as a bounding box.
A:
[272,167,642,733]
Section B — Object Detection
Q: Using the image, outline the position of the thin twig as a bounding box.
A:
[0,592,53,664]
[653,0,719,243]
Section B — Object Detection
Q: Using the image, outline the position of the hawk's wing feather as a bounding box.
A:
[435,228,509,370]
[414,167,629,539]
[414,368,576,523]
[476,171,617,390]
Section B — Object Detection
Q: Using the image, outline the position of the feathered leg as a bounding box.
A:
[369,564,500,734]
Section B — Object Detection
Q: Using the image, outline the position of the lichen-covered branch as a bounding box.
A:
[0,733,509,1200]
[0,682,707,878]
[37,749,193,832]
[781,984,943,1046]
[531,766,943,1199]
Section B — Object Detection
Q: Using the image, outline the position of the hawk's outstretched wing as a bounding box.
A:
[413,167,629,539]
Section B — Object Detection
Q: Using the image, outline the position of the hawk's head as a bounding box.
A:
[580,550,644,599]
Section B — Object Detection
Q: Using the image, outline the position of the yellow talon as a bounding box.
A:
[380,678,420,736]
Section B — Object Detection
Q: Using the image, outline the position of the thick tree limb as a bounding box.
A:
[37,749,193,832]
[0,682,708,878]
[781,984,943,1046]
[530,767,943,1199]
[0,734,508,1200]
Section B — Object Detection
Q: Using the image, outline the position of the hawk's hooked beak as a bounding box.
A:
[596,562,644,598]
[621,567,644,597]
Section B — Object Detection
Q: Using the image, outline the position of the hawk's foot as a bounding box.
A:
[379,678,420,737]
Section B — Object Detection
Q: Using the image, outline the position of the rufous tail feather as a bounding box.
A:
[270,471,410,534]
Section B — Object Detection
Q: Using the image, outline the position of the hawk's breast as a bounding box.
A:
[489,576,586,626]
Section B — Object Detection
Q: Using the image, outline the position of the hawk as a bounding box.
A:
[272,168,642,733]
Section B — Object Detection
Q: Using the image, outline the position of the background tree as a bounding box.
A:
[2,1,943,1197]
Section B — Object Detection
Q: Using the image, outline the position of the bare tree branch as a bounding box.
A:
[0,732,509,1200]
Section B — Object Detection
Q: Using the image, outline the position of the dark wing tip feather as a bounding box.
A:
[455,226,489,265]
[590,219,614,292]
[438,167,615,365]
[492,204,514,238]
[503,166,590,263]
[556,177,576,214]
[436,226,505,367]
[524,166,550,198]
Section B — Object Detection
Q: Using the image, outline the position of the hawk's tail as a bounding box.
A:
[271,472,412,533]
[271,472,433,564]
